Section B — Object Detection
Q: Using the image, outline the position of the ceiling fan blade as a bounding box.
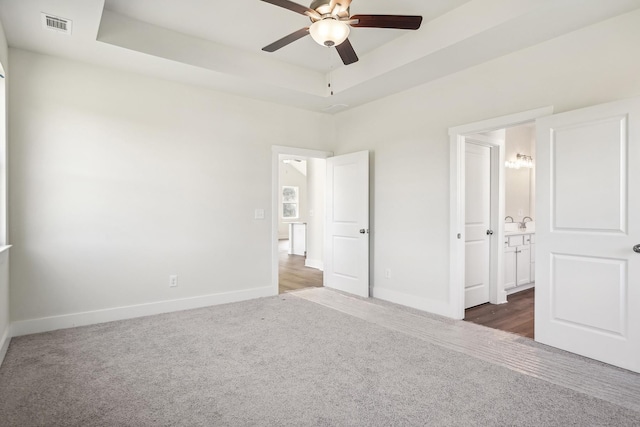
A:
[260,0,319,18]
[336,38,358,65]
[350,15,423,30]
[262,27,310,52]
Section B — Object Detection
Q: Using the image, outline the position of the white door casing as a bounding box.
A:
[449,107,553,320]
[464,143,491,308]
[536,97,640,373]
[324,151,370,298]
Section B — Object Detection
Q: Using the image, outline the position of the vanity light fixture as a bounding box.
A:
[505,153,533,169]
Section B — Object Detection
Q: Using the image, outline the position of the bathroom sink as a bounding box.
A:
[504,221,535,234]
[505,222,519,232]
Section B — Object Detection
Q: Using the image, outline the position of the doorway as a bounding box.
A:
[464,122,537,338]
[451,100,640,373]
[272,146,371,298]
[460,122,538,338]
[277,154,326,294]
[449,107,552,320]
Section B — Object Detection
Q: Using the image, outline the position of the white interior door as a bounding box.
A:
[325,151,369,297]
[464,142,492,308]
[536,97,640,373]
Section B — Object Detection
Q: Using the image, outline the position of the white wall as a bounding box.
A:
[0,17,9,361]
[305,158,325,270]
[7,9,640,333]
[504,124,534,221]
[8,49,331,332]
[333,10,640,316]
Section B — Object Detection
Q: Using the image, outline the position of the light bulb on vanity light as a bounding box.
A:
[505,153,533,169]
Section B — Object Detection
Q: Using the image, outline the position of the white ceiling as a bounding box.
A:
[104,0,470,73]
[1,0,640,113]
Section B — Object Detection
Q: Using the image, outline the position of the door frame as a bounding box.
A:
[271,145,333,295]
[449,107,553,319]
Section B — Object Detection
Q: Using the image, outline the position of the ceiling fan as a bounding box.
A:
[260,0,423,65]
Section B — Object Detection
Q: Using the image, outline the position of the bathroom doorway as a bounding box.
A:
[464,122,537,339]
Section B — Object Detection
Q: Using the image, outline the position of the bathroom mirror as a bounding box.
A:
[504,124,535,222]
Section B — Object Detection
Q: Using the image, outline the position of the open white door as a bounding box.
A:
[464,142,491,308]
[536,97,640,373]
[325,151,369,297]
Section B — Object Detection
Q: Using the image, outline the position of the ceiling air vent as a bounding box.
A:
[41,13,72,35]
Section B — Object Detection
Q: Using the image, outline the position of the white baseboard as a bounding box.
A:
[11,286,275,337]
[373,286,454,318]
[506,283,535,296]
[304,259,323,271]
[0,326,10,367]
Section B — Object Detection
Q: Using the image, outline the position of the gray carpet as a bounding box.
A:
[0,292,639,426]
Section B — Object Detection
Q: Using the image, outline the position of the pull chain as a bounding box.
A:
[328,47,334,96]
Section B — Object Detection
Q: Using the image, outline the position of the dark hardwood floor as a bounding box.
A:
[278,240,323,294]
[464,288,534,339]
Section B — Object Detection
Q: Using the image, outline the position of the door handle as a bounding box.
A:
[359,229,368,234]
[634,244,640,253]
[486,230,494,236]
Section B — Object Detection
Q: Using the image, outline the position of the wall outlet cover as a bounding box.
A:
[169,275,178,287]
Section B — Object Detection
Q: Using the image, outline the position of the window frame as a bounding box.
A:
[282,186,299,220]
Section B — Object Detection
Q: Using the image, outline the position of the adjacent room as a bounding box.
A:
[0,0,639,424]
[277,155,325,294]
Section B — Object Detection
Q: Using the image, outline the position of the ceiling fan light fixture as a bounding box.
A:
[309,18,350,47]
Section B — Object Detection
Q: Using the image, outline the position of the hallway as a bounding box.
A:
[278,239,323,294]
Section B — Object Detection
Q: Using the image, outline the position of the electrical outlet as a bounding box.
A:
[385,269,392,279]
[169,275,178,287]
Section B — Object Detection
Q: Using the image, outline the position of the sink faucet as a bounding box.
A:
[520,216,533,229]
[505,216,514,223]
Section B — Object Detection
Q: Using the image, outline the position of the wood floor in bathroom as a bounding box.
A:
[464,288,535,339]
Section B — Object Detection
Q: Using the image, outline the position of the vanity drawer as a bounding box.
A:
[507,235,524,247]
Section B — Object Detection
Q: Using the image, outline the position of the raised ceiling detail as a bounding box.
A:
[1,0,639,112]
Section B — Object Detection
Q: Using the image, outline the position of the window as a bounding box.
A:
[282,186,299,219]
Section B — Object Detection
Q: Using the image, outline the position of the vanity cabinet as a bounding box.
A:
[504,234,534,293]
[288,222,306,256]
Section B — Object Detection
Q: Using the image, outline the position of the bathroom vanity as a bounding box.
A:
[504,230,535,294]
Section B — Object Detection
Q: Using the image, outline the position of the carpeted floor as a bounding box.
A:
[1,290,639,426]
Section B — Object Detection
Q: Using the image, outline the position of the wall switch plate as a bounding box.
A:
[169,275,178,287]
[385,269,392,279]
[254,209,265,220]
